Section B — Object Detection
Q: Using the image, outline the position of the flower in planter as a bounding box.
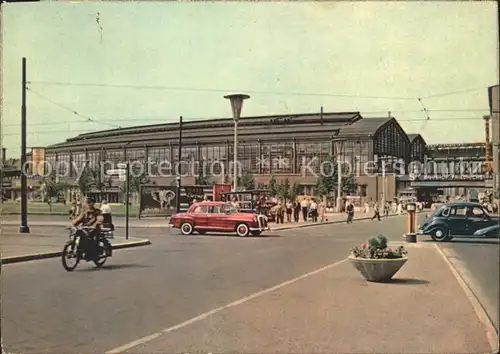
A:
[351,235,407,259]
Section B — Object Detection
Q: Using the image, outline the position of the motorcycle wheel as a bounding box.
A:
[93,240,109,268]
[62,241,80,272]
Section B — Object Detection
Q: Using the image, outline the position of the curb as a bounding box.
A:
[433,244,499,352]
[0,239,152,265]
[271,212,418,232]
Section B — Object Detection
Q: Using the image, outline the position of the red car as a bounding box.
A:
[169,201,269,237]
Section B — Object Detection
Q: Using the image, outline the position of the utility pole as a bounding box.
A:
[176,116,183,213]
[125,162,130,240]
[20,57,29,233]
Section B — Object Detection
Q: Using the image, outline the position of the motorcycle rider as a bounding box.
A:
[67,197,104,259]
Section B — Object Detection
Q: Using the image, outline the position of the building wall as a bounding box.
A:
[490,85,499,174]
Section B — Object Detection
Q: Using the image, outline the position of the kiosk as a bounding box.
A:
[405,202,417,243]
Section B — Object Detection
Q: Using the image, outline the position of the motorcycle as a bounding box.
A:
[61,226,112,272]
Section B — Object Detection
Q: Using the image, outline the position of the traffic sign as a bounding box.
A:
[106,169,126,175]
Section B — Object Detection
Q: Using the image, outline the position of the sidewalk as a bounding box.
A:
[0,233,151,264]
[115,242,498,354]
[1,211,411,229]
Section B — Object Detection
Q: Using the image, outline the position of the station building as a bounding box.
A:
[39,112,421,202]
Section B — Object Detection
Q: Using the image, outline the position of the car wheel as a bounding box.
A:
[236,223,250,237]
[431,227,449,242]
[180,222,193,235]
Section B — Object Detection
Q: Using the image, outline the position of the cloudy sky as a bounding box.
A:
[1,1,498,157]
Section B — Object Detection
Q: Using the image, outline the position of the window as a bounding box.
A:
[451,206,466,216]
[358,184,367,197]
[441,207,450,217]
[470,207,486,217]
[209,206,224,214]
[193,205,208,213]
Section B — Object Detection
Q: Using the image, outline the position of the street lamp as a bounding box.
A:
[224,93,250,192]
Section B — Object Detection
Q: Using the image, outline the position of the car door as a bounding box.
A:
[447,206,468,235]
[191,205,209,229]
[207,205,229,231]
[465,206,491,235]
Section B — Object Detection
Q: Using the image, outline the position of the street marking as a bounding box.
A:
[105,258,348,353]
[433,244,499,352]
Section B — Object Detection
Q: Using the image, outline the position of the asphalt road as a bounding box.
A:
[2,214,495,354]
[437,238,500,333]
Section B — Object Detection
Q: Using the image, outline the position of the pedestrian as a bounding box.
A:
[300,198,309,222]
[319,199,326,222]
[285,199,293,222]
[346,201,354,223]
[364,200,370,214]
[293,199,301,222]
[275,201,285,224]
[371,202,381,221]
[309,198,318,222]
[397,202,403,215]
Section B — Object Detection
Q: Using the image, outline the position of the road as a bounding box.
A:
[2,215,408,354]
[2,214,498,353]
[437,238,499,333]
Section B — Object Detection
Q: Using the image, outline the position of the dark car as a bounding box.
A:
[418,202,500,242]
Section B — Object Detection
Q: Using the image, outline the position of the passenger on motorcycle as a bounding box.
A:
[67,197,104,259]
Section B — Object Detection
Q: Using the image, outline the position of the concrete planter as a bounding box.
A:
[348,256,408,282]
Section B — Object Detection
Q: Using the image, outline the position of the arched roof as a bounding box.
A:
[45,113,413,152]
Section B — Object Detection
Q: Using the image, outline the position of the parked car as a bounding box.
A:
[169,201,269,237]
[418,202,500,242]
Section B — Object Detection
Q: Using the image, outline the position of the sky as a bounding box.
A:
[1,1,498,158]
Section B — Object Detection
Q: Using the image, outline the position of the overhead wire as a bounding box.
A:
[26,81,415,100]
[25,87,122,129]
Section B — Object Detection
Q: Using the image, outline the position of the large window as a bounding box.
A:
[148,147,170,176]
[126,148,146,163]
[238,143,260,173]
[102,150,124,174]
[297,141,330,175]
[71,152,86,176]
[57,152,70,176]
[87,151,100,168]
[200,145,226,175]
[260,142,294,174]
[45,153,56,175]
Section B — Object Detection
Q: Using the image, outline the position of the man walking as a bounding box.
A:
[371,201,381,221]
[309,198,318,222]
[301,198,309,222]
[346,201,354,224]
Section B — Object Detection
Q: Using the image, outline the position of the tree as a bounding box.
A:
[239,171,255,190]
[268,175,278,197]
[341,173,357,195]
[129,165,151,203]
[315,156,358,197]
[277,178,291,199]
[290,183,302,200]
[77,165,93,199]
[41,171,63,212]
[315,156,338,197]
[195,160,210,186]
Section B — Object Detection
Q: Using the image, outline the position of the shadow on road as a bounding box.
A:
[385,278,430,285]
[420,239,498,245]
[76,264,152,271]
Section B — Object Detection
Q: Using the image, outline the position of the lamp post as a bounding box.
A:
[224,93,250,192]
[20,57,29,233]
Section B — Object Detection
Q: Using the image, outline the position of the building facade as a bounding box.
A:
[42,112,416,202]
